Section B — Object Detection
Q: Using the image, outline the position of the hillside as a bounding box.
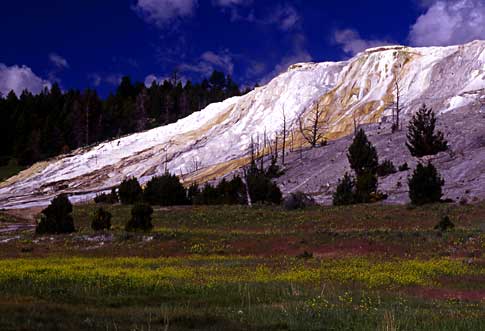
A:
[1,40,485,209]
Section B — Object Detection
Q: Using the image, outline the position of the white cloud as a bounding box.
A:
[334,29,391,56]
[133,0,197,27]
[265,5,300,31]
[88,73,123,87]
[0,63,51,96]
[144,73,188,86]
[144,74,168,86]
[179,50,235,76]
[201,51,234,74]
[409,0,485,46]
[215,2,300,31]
[88,73,102,87]
[49,53,69,69]
[213,0,252,7]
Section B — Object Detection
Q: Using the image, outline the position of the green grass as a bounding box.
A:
[0,203,484,330]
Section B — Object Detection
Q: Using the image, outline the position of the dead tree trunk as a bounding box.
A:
[298,104,327,147]
[281,109,287,165]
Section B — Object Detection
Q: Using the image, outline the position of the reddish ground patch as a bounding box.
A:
[409,286,485,302]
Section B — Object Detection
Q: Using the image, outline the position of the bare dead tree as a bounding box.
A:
[290,132,294,152]
[274,135,278,162]
[298,104,327,147]
[281,109,287,165]
[392,56,405,132]
[190,157,202,173]
[352,112,359,135]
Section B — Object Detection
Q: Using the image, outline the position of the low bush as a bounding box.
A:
[377,160,397,177]
[216,176,247,205]
[355,172,378,203]
[247,172,282,204]
[186,182,200,204]
[398,162,410,172]
[194,183,220,205]
[118,178,143,205]
[408,162,444,205]
[283,191,315,210]
[435,215,455,232]
[36,195,75,235]
[94,188,118,204]
[91,208,112,231]
[143,173,188,206]
[333,173,356,206]
[126,203,153,232]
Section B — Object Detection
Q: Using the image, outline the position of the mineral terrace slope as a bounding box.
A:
[1,41,485,208]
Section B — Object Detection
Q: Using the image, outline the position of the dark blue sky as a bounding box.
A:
[1,0,482,97]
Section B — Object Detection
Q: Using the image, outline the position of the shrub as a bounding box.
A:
[91,208,112,231]
[355,172,378,203]
[398,163,410,172]
[377,160,397,177]
[118,178,143,205]
[247,172,282,204]
[143,173,188,206]
[216,176,247,205]
[36,194,75,235]
[333,173,356,206]
[406,103,448,157]
[94,188,118,204]
[435,215,455,232]
[126,203,153,232]
[408,162,444,205]
[283,191,315,210]
[186,182,200,204]
[194,183,220,205]
[265,156,284,179]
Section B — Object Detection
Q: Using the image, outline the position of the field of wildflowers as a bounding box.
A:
[0,203,483,330]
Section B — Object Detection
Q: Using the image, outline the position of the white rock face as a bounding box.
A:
[1,41,485,209]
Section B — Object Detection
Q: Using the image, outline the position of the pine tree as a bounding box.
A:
[408,162,444,205]
[36,194,75,234]
[406,104,448,157]
[333,173,356,206]
[342,128,382,204]
[347,129,378,176]
[118,178,143,205]
[143,173,188,206]
[134,88,149,132]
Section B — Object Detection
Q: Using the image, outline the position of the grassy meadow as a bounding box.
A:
[0,203,483,330]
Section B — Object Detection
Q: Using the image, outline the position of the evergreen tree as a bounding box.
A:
[134,88,149,132]
[333,173,356,206]
[36,194,75,234]
[347,128,378,176]
[118,178,143,205]
[345,128,380,203]
[408,162,444,205]
[91,207,112,231]
[143,173,188,206]
[406,104,448,157]
[126,203,153,232]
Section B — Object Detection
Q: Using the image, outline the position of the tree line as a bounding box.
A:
[0,71,246,167]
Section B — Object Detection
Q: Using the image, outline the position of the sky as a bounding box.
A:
[1,0,485,97]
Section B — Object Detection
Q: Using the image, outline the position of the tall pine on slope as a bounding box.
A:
[347,128,378,176]
[334,128,381,205]
[406,104,448,157]
[408,162,444,205]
